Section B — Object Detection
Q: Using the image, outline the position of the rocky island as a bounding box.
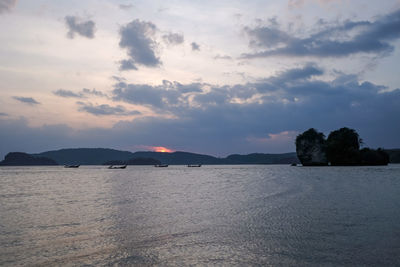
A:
[296,127,389,166]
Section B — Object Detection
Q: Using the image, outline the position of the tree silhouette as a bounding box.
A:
[326,127,361,166]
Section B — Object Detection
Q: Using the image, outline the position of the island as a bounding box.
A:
[296,127,390,166]
[0,152,58,166]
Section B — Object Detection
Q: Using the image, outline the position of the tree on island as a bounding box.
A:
[326,127,361,166]
[295,128,328,166]
[295,127,389,166]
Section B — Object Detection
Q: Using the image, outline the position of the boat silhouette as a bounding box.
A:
[64,165,80,168]
[108,165,127,169]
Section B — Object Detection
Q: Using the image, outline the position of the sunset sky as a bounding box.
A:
[1,0,400,157]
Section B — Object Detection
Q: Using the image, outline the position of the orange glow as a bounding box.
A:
[151,146,174,153]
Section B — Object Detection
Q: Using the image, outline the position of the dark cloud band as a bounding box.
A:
[242,9,400,59]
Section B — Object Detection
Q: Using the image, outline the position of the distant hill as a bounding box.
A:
[129,151,227,165]
[4,148,396,165]
[0,152,58,166]
[33,148,134,165]
[31,148,300,165]
[226,153,300,164]
[103,158,161,166]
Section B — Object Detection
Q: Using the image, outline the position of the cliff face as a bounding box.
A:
[296,139,328,166]
[295,128,328,166]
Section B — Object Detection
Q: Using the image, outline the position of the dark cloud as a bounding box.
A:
[258,63,324,90]
[163,32,184,46]
[112,80,204,109]
[13,96,40,105]
[0,112,8,116]
[191,42,200,51]
[119,4,133,10]
[112,64,323,110]
[53,89,84,98]
[242,9,400,58]
[112,83,164,108]
[77,102,141,116]
[119,59,138,71]
[65,16,96,39]
[119,19,161,70]
[0,0,17,14]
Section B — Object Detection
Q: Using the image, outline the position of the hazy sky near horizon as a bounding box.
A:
[1,0,400,157]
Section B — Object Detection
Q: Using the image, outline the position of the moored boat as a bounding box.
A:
[64,165,80,168]
[187,164,202,167]
[154,164,168,167]
[108,165,127,169]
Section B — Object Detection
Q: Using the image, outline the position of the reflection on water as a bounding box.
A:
[1,165,400,265]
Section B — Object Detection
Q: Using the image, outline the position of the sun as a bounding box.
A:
[152,146,174,153]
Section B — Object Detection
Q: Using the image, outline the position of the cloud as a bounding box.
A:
[162,32,184,46]
[259,63,323,89]
[112,64,323,110]
[214,54,233,60]
[119,59,138,71]
[191,42,200,51]
[0,0,17,14]
[53,88,108,98]
[119,19,161,70]
[119,4,133,10]
[65,16,96,39]
[76,102,141,116]
[111,76,126,82]
[13,96,40,105]
[242,9,400,58]
[112,83,164,108]
[112,80,204,109]
[288,0,340,9]
[81,88,108,97]
[53,89,84,98]
[0,112,8,116]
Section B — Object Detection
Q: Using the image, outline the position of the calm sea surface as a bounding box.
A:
[1,165,400,266]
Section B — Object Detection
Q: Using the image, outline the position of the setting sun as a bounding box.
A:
[151,146,174,153]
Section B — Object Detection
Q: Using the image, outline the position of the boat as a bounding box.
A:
[187,164,202,167]
[291,163,297,166]
[64,165,80,168]
[108,165,127,169]
[154,164,168,167]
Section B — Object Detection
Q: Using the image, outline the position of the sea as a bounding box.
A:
[1,165,400,266]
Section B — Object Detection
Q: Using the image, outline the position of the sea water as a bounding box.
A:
[1,165,400,266]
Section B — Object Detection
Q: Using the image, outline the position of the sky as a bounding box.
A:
[0,0,400,158]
